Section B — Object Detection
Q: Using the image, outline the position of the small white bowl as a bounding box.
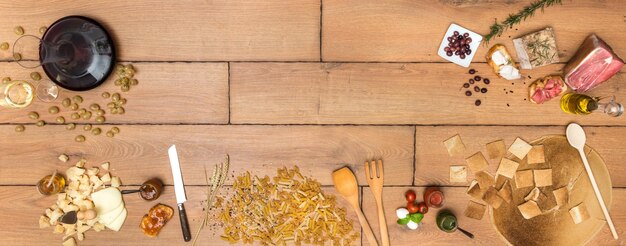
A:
[437,23,483,67]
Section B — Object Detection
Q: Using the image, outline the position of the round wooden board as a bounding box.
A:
[491,135,612,246]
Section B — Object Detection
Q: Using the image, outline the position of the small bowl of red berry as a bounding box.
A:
[437,23,482,67]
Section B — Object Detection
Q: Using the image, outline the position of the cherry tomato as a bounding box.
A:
[406,202,419,214]
[405,190,416,202]
[416,202,428,214]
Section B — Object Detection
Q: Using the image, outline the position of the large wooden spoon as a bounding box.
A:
[333,167,379,246]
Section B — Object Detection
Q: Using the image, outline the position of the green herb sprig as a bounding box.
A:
[484,0,563,44]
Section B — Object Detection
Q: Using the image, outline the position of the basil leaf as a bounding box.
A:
[409,213,424,223]
[397,217,410,225]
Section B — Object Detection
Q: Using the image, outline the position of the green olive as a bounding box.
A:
[110,108,118,114]
[95,116,105,123]
[66,123,76,130]
[107,102,115,109]
[70,103,79,111]
[111,127,120,134]
[14,26,24,35]
[114,79,122,86]
[61,98,71,107]
[48,106,60,114]
[72,95,83,103]
[121,85,130,92]
[78,108,87,115]
[81,111,92,120]
[75,135,86,142]
[130,79,138,86]
[15,125,25,132]
[71,113,80,120]
[91,128,102,135]
[0,42,9,51]
[30,72,41,81]
[120,77,129,84]
[115,64,124,71]
[111,93,120,101]
[117,107,125,114]
[56,116,65,124]
[36,120,45,127]
[89,103,100,111]
[101,92,110,98]
[1,77,10,83]
[106,131,114,137]
[119,98,127,105]
[13,53,22,61]
[125,64,135,72]
[39,26,47,34]
[96,109,105,116]
[83,124,92,131]
[27,111,39,120]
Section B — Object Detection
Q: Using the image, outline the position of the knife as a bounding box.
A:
[168,145,192,242]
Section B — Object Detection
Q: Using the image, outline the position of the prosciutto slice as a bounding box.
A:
[563,34,624,92]
[529,76,567,104]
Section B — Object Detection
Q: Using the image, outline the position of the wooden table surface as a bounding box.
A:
[0,0,625,245]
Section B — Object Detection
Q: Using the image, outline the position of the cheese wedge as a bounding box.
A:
[91,187,123,215]
[107,208,127,232]
[99,202,125,225]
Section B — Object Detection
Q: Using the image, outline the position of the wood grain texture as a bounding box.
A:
[0,125,414,186]
[0,0,320,61]
[361,187,626,246]
[323,0,626,62]
[0,186,361,246]
[0,62,229,124]
[230,62,625,125]
[415,126,626,188]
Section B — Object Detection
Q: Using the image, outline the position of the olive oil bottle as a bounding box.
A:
[560,93,623,117]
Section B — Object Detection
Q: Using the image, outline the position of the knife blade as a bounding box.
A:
[168,145,192,242]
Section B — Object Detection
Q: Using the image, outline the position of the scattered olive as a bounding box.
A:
[91,128,102,135]
[107,102,115,109]
[89,103,100,111]
[483,78,490,84]
[56,116,65,124]
[48,106,60,114]
[75,135,86,142]
[15,125,25,132]
[121,84,130,92]
[30,72,41,81]
[39,26,47,34]
[106,131,114,137]
[114,79,121,86]
[475,99,482,106]
[83,124,92,131]
[111,108,118,114]
[72,95,83,103]
[70,103,79,111]
[469,69,476,74]
[66,123,76,130]
[101,92,111,98]
[14,26,24,35]
[117,107,125,114]
[36,120,45,127]
[95,116,106,123]
[465,91,472,96]
[96,109,105,116]
[112,93,120,101]
[118,98,127,105]
[474,76,481,81]
[27,111,39,120]
[82,111,92,120]
[62,98,71,107]
[130,79,138,86]
[474,86,480,92]
[13,53,22,61]
[481,88,488,93]
[1,77,10,83]
[0,42,8,51]
[469,79,475,84]
[463,83,470,88]
[78,108,87,115]
[71,113,80,120]
[111,127,120,134]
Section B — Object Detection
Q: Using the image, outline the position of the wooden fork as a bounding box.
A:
[365,160,389,246]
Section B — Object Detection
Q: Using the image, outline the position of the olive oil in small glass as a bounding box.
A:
[560,93,623,117]
[0,80,34,108]
[37,174,66,195]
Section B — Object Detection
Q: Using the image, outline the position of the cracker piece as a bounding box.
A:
[467,180,485,200]
[524,187,541,201]
[508,138,533,159]
[483,187,505,209]
[444,134,466,156]
[518,200,542,219]
[464,201,487,220]
[449,165,467,183]
[569,203,590,224]
[497,180,512,203]
[496,158,519,179]
[553,186,569,208]
[486,140,506,159]
[63,238,77,246]
[465,152,489,173]
[515,170,534,188]
[527,145,545,164]
[533,169,552,187]
[475,171,495,189]
[494,174,508,190]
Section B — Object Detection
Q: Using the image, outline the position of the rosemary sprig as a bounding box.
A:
[484,0,563,44]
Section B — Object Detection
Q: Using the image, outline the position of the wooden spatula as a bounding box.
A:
[332,167,379,246]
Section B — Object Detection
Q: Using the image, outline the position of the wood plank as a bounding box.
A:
[323,0,626,62]
[0,125,414,186]
[415,126,626,188]
[0,0,320,61]
[361,187,625,246]
[0,186,361,245]
[0,62,229,124]
[230,62,625,125]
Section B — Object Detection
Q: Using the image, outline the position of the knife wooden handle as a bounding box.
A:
[178,203,192,242]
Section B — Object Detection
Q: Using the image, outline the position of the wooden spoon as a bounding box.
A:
[332,167,379,246]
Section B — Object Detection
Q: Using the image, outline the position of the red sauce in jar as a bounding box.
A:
[424,187,444,208]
